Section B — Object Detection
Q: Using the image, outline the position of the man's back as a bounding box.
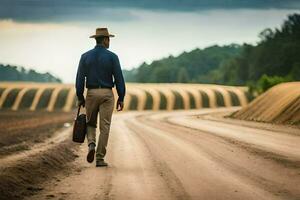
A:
[76,44,125,103]
[83,46,116,88]
[75,27,125,167]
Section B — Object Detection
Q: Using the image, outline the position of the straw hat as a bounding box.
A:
[89,28,115,38]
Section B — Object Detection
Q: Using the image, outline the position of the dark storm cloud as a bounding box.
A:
[0,0,299,22]
[0,0,138,22]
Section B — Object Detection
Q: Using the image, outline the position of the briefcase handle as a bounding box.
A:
[76,105,82,117]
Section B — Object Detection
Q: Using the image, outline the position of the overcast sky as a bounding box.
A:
[0,0,299,82]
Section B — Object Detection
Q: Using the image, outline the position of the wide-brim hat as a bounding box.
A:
[89,28,115,38]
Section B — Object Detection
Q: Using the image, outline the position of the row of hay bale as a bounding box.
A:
[0,83,74,112]
[0,82,251,112]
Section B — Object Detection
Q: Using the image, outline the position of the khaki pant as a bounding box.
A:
[85,88,115,160]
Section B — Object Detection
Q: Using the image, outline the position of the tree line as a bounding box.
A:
[0,64,62,83]
[123,44,242,83]
[124,13,300,93]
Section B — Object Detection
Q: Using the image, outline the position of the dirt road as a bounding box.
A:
[27,108,300,200]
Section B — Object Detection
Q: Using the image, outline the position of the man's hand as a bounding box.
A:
[116,101,124,111]
[77,98,85,107]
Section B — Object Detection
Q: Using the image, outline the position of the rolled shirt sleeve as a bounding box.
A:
[75,54,86,101]
[112,54,126,102]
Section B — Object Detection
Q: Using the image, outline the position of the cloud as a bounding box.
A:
[0,1,138,23]
[0,0,299,22]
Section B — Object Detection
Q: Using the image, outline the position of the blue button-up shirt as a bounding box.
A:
[75,45,126,102]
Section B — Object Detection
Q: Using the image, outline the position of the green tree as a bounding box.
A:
[177,67,189,83]
[0,64,62,82]
[125,13,300,87]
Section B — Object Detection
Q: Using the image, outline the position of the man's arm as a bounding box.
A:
[75,55,86,104]
[112,54,126,106]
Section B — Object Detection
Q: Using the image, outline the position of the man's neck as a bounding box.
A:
[96,43,107,49]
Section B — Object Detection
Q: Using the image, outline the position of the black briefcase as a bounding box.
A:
[72,105,87,143]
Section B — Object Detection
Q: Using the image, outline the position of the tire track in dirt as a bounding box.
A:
[134,111,300,199]
[165,114,300,163]
[162,114,300,169]
[28,113,185,200]
[96,113,187,200]
[22,109,300,200]
[124,113,282,200]
[124,119,191,200]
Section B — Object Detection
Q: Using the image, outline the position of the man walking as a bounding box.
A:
[75,27,126,167]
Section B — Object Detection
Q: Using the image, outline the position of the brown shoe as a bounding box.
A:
[96,159,108,167]
[87,143,95,163]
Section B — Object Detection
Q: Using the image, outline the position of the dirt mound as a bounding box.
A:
[0,137,79,200]
[231,82,300,126]
[0,111,80,200]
